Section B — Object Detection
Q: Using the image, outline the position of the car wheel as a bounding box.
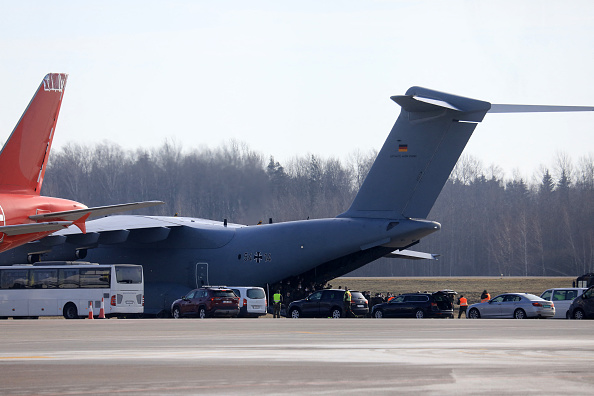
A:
[468,308,480,319]
[415,309,424,319]
[331,308,342,319]
[290,308,301,319]
[573,309,585,320]
[63,303,78,319]
[514,309,527,319]
[373,310,383,319]
[199,307,207,319]
[172,306,181,319]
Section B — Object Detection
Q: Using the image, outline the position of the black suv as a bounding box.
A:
[371,292,453,319]
[567,286,594,319]
[286,289,368,318]
[171,286,239,318]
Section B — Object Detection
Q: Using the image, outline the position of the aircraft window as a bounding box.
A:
[247,288,265,299]
[308,291,322,301]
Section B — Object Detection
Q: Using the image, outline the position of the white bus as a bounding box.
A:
[0,262,144,319]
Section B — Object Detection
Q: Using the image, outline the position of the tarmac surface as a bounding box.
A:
[1,318,593,395]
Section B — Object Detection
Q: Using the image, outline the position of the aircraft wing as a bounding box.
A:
[28,201,165,222]
[384,249,440,260]
[51,214,188,235]
[0,221,72,236]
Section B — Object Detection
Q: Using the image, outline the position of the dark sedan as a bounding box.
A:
[371,292,454,319]
[286,289,368,318]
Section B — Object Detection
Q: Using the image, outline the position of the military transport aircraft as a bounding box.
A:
[0,86,591,315]
[0,73,163,253]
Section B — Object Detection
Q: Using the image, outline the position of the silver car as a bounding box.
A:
[467,293,555,319]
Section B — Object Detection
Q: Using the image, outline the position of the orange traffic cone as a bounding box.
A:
[98,298,106,319]
[88,301,94,319]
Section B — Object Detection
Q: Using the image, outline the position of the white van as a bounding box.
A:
[540,288,587,319]
[230,287,267,317]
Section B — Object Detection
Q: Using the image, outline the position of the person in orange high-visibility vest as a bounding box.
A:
[457,295,468,318]
[481,290,491,303]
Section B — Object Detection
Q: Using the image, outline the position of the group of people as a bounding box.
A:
[456,289,490,318]
[271,280,494,320]
[270,279,334,318]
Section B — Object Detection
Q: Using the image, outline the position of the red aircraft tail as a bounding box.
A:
[0,73,68,195]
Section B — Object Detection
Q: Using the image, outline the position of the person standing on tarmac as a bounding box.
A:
[273,290,283,318]
[481,290,491,303]
[457,295,468,318]
[343,287,352,318]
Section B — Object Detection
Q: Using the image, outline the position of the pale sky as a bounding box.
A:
[1,1,593,180]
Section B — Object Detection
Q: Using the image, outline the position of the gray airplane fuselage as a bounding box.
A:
[76,216,439,313]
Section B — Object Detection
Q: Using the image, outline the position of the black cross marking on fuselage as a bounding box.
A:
[254,252,263,263]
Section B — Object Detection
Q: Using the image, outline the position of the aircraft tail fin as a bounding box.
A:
[0,73,68,194]
[339,87,491,220]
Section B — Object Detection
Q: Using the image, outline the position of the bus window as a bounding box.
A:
[32,269,58,289]
[59,268,80,288]
[79,268,110,288]
[1,269,30,289]
[115,266,143,284]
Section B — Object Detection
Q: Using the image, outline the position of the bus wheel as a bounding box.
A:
[63,303,78,319]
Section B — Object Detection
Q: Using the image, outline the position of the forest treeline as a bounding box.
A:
[42,140,594,278]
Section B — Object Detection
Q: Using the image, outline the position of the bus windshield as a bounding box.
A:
[115,266,143,284]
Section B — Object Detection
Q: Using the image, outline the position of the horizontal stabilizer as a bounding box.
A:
[28,201,164,222]
[0,221,72,236]
[384,249,439,260]
[489,104,594,113]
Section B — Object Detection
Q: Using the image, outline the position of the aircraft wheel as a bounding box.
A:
[573,309,585,320]
[415,309,425,319]
[514,309,527,319]
[468,308,481,319]
[373,310,383,319]
[172,306,181,319]
[289,308,301,319]
[63,303,78,319]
